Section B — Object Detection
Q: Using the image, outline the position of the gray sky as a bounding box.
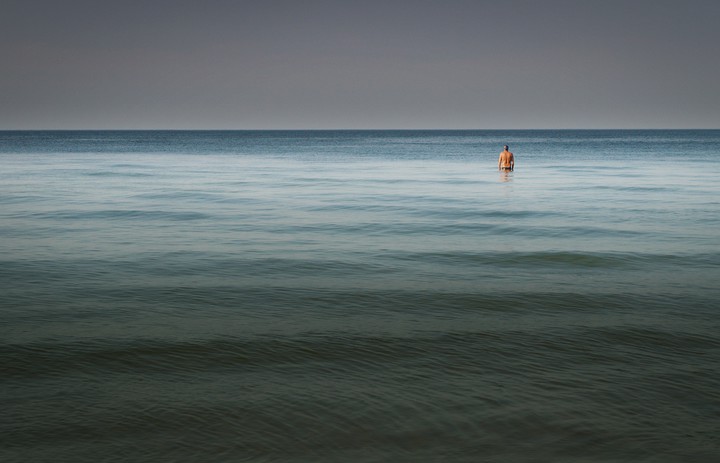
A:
[2,0,718,129]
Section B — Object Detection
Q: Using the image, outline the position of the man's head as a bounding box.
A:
[504,145,509,150]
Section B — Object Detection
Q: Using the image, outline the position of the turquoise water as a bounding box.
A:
[2,130,719,462]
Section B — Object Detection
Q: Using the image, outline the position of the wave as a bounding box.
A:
[26,209,213,221]
[5,325,719,380]
[83,171,155,177]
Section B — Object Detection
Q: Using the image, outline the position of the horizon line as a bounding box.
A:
[2,127,719,132]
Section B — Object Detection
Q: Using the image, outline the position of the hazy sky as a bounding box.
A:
[2,0,718,129]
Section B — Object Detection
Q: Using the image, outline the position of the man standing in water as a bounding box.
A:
[498,145,514,171]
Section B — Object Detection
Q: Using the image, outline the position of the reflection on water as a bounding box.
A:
[499,169,513,182]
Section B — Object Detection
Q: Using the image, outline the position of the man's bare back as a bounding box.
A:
[498,145,514,171]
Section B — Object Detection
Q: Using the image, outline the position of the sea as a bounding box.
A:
[1,130,719,462]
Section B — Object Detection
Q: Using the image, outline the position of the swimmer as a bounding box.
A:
[498,145,514,171]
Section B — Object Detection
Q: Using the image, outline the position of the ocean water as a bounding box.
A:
[1,130,719,462]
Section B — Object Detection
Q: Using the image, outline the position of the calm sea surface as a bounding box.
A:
[2,130,719,462]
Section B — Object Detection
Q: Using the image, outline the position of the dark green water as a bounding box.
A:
[2,130,719,462]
